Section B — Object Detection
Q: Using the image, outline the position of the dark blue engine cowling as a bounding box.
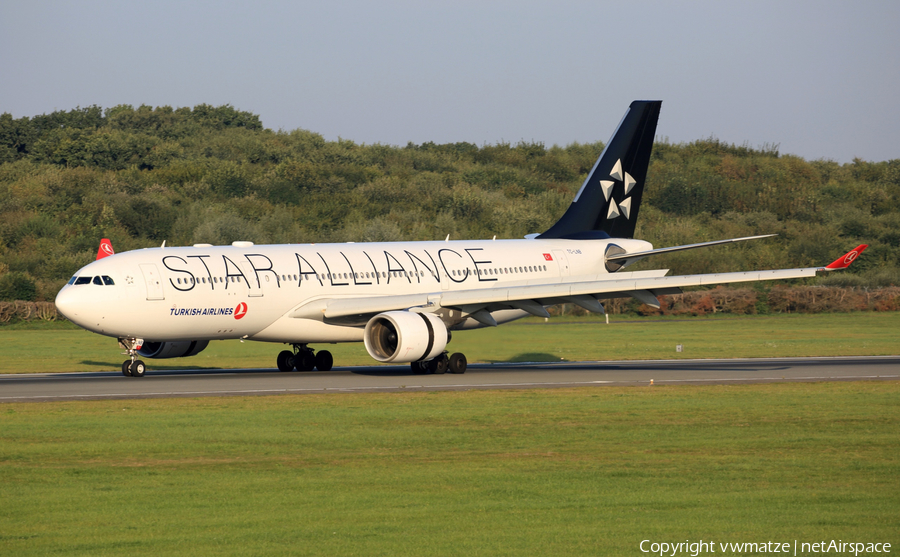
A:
[137,340,209,359]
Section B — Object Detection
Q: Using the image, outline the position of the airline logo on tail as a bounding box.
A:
[824,245,868,270]
[96,239,115,260]
[603,159,637,220]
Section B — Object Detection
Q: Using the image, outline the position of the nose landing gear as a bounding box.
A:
[118,338,146,378]
[277,344,334,372]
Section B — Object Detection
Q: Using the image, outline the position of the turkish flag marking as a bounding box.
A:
[543,253,553,261]
[234,302,248,320]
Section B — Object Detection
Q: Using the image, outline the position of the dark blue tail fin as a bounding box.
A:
[538,100,661,239]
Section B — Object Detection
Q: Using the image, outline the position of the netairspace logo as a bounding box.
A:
[640,539,891,556]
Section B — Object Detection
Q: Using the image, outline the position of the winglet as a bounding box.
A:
[96,238,115,260]
[823,244,868,270]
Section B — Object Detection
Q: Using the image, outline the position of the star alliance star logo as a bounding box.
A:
[601,159,636,220]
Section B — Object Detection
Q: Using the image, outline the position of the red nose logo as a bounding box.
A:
[234,302,248,320]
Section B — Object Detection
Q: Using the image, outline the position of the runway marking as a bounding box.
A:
[2,356,896,402]
[649,375,899,383]
[2,376,897,402]
[0,381,615,400]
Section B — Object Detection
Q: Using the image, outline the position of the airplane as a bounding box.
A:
[54,101,868,378]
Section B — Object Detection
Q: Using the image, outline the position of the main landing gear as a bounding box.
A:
[410,352,467,375]
[277,344,333,372]
[119,338,146,378]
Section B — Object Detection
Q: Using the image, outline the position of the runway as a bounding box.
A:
[1,356,897,402]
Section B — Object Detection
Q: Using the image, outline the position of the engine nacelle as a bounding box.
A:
[364,311,448,363]
[137,340,209,359]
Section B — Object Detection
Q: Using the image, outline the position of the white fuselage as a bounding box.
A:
[55,237,652,344]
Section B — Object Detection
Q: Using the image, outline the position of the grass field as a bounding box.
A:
[1,383,897,555]
[1,312,898,374]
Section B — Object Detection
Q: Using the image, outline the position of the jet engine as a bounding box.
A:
[364,311,448,363]
[137,340,210,359]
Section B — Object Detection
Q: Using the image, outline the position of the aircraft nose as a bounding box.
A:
[55,286,88,324]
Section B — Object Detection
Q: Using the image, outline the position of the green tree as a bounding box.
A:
[0,272,37,301]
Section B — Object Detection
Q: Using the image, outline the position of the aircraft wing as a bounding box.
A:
[289,245,866,325]
[290,265,819,324]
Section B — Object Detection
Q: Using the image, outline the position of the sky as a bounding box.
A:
[1,1,898,163]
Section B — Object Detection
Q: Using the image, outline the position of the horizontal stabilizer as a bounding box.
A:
[605,234,777,271]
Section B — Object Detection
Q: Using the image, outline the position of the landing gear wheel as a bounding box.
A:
[129,360,146,378]
[428,355,448,375]
[277,350,295,372]
[448,353,467,374]
[410,361,427,375]
[121,360,132,377]
[315,350,333,372]
[297,351,316,372]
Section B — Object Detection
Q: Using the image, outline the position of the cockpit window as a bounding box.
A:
[70,275,115,286]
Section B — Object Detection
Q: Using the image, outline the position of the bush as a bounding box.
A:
[0,272,37,301]
[0,301,59,322]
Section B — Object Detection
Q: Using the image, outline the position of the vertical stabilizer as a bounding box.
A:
[96,238,115,260]
[539,100,661,239]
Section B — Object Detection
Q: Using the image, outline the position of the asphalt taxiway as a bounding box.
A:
[1,356,897,403]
